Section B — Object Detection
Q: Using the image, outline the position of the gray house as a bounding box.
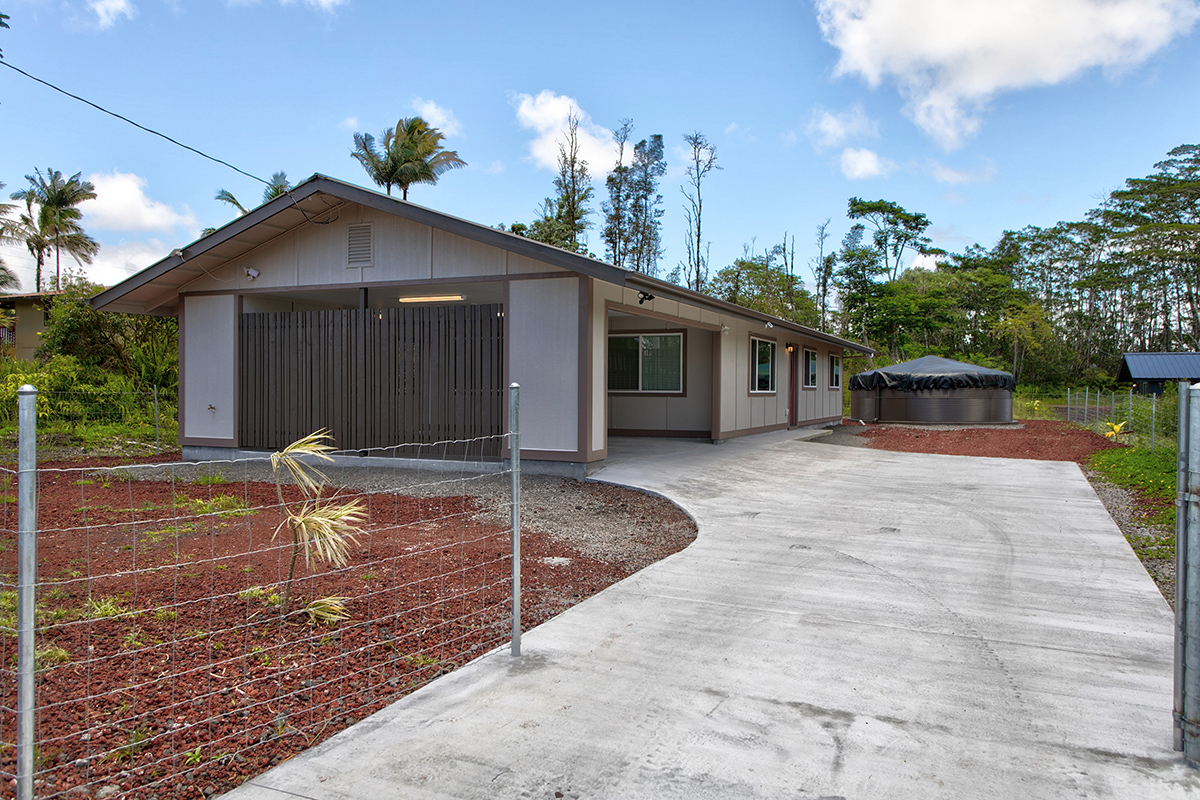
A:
[93,174,871,474]
[1118,352,1200,396]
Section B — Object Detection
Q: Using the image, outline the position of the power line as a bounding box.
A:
[0,60,269,188]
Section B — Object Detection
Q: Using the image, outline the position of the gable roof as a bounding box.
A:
[91,173,871,353]
[1117,352,1200,382]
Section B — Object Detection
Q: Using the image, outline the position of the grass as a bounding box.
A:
[1087,446,1177,560]
[85,596,128,619]
[184,495,252,518]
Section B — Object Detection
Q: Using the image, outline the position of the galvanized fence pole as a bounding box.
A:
[1184,384,1200,764]
[153,384,161,453]
[1085,387,1090,425]
[1129,388,1134,432]
[17,386,37,800]
[509,382,522,657]
[1153,393,1158,452]
[1177,382,1191,752]
[1067,388,1071,423]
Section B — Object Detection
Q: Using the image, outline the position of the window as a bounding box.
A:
[751,337,776,393]
[829,354,841,388]
[608,332,683,393]
[803,349,818,388]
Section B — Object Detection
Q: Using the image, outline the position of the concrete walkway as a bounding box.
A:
[224,431,1195,799]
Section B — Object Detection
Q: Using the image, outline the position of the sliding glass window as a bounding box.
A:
[608,333,684,393]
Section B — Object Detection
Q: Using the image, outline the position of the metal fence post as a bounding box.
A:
[17,385,37,800]
[1129,388,1134,432]
[153,384,161,453]
[1067,388,1071,423]
[1085,387,1090,424]
[509,382,521,657]
[1184,384,1200,764]
[1177,382,1191,752]
[1153,393,1158,452]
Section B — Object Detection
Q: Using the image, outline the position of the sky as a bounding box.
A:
[1,0,1198,293]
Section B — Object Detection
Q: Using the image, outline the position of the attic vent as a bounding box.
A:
[348,224,373,267]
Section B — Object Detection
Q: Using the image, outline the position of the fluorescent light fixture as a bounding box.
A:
[398,294,464,303]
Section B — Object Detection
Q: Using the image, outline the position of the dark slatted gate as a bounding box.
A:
[240,305,503,458]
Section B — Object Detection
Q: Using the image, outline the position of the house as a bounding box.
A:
[92,174,872,475]
[1118,352,1200,396]
[0,291,62,361]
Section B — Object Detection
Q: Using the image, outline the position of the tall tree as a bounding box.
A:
[602,119,634,268]
[215,171,292,216]
[680,132,719,291]
[847,197,933,281]
[628,134,666,276]
[11,168,98,290]
[4,196,50,292]
[351,116,466,200]
[810,218,835,332]
[527,114,594,253]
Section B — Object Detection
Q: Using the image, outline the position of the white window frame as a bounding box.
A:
[750,336,777,394]
[829,354,842,389]
[608,332,685,394]
[803,348,818,388]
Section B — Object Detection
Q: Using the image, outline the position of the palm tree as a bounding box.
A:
[215,171,292,217]
[0,181,19,288]
[4,196,53,292]
[351,116,466,200]
[10,169,99,290]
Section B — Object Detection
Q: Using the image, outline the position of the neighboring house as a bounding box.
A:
[1118,352,1200,396]
[92,174,872,475]
[0,291,61,362]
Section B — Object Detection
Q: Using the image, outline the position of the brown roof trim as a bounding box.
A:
[87,173,873,356]
[623,274,874,355]
[91,174,627,311]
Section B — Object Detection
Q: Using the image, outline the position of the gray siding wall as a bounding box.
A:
[607,315,713,433]
[508,277,581,453]
[181,294,238,443]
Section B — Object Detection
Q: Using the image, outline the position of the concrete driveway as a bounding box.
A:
[223,430,1195,799]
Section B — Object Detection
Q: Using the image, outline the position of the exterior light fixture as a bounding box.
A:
[637,291,655,305]
[398,294,464,303]
[245,267,260,280]
[765,322,774,329]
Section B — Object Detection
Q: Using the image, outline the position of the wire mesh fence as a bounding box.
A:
[1014,387,1180,451]
[0,400,520,799]
[0,386,177,456]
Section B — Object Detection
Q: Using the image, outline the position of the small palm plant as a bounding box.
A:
[270,430,364,618]
[1104,421,1127,440]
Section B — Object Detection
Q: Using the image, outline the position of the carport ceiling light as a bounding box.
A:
[398,294,463,303]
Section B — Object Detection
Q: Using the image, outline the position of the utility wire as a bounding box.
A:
[0,59,269,187]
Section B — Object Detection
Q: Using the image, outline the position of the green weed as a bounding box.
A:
[85,596,127,619]
[185,495,251,518]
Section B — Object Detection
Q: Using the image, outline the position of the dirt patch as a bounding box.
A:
[819,419,1172,604]
[2,455,696,799]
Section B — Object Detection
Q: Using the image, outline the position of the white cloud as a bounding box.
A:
[80,172,198,235]
[0,237,167,291]
[88,0,135,28]
[485,160,504,175]
[339,116,358,131]
[780,129,799,147]
[929,158,997,185]
[278,0,347,10]
[86,239,174,288]
[840,147,896,180]
[511,90,618,174]
[814,0,1200,149]
[411,98,462,137]
[806,103,878,150]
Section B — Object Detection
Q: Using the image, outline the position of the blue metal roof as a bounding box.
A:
[1118,352,1200,382]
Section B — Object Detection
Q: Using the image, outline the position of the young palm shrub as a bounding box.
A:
[270,430,364,617]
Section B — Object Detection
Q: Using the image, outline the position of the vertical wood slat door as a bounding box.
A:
[240,305,503,458]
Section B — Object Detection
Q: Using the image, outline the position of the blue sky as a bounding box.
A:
[1,0,1198,292]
